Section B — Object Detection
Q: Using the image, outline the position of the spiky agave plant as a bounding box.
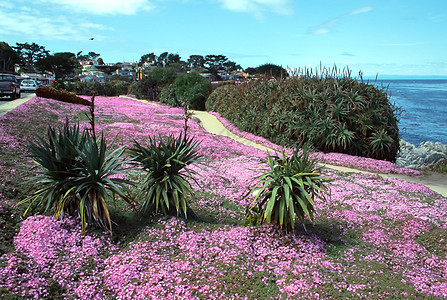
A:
[128,133,202,218]
[244,148,329,230]
[21,122,134,233]
[368,129,395,160]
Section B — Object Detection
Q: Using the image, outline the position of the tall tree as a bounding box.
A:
[13,42,49,73]
[76,51,101,62]
[223,61,239,72]
[204,55,228,72]
[88,52,100,62]
[0,42,19,73]
[138,52,157,66]
[187,55,205,71]
[256,63,289,78]
[157,52,169,67]
[35,52,79,80]
[204,55,228,80]
[166,53,181,65]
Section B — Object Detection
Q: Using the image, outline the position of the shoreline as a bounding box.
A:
[397,139,447,170]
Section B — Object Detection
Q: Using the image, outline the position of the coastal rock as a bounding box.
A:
[396,139,447,170]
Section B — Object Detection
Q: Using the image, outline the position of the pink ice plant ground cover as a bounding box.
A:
[0,96,446,299]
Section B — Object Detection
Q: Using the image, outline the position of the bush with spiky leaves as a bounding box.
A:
[20,122,133,233]
[128,133,202,218]
[206,72,400,161]
[244,148,329,230]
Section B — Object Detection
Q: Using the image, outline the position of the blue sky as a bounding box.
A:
[1,0,446,77]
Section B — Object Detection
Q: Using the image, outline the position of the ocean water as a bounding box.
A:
[374,79,447,145]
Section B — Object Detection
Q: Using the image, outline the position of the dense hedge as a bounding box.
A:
[66,76,132,96]
[128,68,177,100]
[206,76,400,161]
[36,87,91,106]
[159,72,211,110]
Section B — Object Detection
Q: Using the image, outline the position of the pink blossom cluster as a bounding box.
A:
[318,170,447,297]
[191,156,263,207]
[101,218,337,299]
[316,152,423,176]
[1,215,116,299]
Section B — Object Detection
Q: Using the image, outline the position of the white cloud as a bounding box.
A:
[310,6,373,35]
[349,6,373,16]
[37,0,154,15]
[0,7,107,41]
[217,0,293,20]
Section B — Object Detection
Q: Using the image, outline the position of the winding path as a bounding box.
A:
[190,109,447,198]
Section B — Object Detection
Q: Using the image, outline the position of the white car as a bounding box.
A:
[20,79,39,92]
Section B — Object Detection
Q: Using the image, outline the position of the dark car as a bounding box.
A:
[0,74,21,99]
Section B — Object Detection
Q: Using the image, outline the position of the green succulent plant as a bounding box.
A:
[128,133,202,218]
[244,148,329,230]
[21,122,133,233]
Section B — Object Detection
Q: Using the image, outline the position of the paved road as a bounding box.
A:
[0,92,35,117]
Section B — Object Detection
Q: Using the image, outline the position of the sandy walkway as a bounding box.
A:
[191,110,447,197]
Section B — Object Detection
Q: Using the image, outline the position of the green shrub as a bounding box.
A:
[128,67,177,100]
[159,84,182,107]
[159,72,212,110]
[244,148,329,230]
[128,133,202,218]
[65,76,131,96]
[256,63,289,78]
[36,87,91,106]
[20,122,133,233]
[148,67,177,86]
[128,77,157,99]
[206,75,400,161]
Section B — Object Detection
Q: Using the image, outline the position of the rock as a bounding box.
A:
[396,139,447,170]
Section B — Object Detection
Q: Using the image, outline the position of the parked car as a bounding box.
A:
[20,79,39,92]
[0,74,21,99]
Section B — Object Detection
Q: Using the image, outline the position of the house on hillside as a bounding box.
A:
[20,72,54,85]
[136,61,157,79]
[80,71,105,83]
[116,62,137,79]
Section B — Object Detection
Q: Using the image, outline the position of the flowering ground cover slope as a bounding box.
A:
[0,96,446,299]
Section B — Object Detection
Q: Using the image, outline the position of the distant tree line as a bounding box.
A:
[0,41,289,81]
